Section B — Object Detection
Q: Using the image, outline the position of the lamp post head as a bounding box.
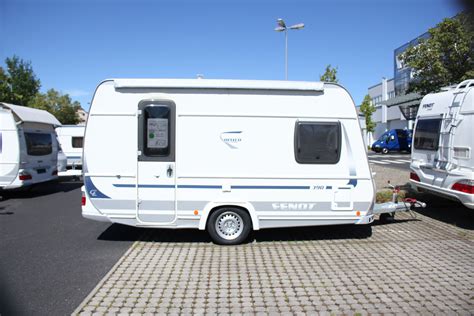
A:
[274,26,286,32]
[289,23,304,30]
[277,18,286,28]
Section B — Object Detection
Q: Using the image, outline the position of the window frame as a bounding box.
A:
[138,100,176,162]
[294,121,342,164]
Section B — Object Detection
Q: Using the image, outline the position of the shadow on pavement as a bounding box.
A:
[98,223,373,244]
[98,224,146,242]
[371,217,420,226]
[0,179,82,201]
[411,192,474,230]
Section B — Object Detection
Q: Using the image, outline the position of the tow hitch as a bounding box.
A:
[373,182,426,223]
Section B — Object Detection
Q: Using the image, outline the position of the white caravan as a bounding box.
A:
[410,80,474,209]
[56,125,85,176]
[0,103,61,189]
[82,79,377,244]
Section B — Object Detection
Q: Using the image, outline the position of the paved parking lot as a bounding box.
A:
[74,164,474,315]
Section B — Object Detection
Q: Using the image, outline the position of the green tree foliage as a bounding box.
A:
[399,13,474,94]
[29,89,80,125]
[359,94,376,133]
[0,55,41,105]
[319,64,339,83]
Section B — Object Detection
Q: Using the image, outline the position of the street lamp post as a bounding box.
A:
[274,18,304,80]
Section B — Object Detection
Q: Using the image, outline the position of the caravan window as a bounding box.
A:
[72,137,83,148]
[295,122,341,164]
[414,119,441,151]
[143,106,170,157]
[24,132,52,156]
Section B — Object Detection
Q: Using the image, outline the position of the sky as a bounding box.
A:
[0,0,462,110]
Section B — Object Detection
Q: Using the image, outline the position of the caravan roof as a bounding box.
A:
[112,78,325,92]
[0,103,61,126]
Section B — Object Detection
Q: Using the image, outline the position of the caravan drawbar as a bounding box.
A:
[82,79,378,244]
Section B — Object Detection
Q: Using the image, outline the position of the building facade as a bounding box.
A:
[365,31,429,145]
[76,107,88,125]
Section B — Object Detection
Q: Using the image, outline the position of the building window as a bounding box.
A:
[24,132,52,156]
[295,122,341,164]
[71,137,84,148]
[414,119,442,151]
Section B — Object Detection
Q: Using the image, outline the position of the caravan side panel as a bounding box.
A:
[0,109,20,188]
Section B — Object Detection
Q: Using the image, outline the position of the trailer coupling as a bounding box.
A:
[373,198,426,215]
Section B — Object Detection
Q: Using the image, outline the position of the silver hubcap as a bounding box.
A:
[215,211,244,240]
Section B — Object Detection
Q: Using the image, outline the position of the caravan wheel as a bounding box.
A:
[207,207,252,245]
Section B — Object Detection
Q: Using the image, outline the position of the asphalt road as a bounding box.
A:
[0,178,143,316]
[367,151,411,170]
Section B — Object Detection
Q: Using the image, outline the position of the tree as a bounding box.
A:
[319,64,339,83]
[399,13,474,95]
[29,89,80,124]
[0,55,41,105]
[359,94,376,133]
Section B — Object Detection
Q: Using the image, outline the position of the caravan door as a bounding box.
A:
[136,101,177,223]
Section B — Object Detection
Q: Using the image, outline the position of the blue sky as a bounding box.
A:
[0,0,461,110]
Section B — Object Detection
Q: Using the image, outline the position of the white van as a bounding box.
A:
[56,125,85,176]
[410,79,474,209]
[81,79,377,244]
[0,103,61,189]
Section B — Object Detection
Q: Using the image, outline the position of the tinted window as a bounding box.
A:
[143,106,170,156]
[295,122,341,164]
[414,119,441,151]
[396,130,407,139]
[72,137,83,148]
[24,132,52,156]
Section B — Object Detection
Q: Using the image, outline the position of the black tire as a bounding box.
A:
[207,207,252,245]
[379,212,395,223]
[381,147,389,154]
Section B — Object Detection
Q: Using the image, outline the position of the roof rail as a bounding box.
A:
[455,79,474,91]
[113,79,325,92]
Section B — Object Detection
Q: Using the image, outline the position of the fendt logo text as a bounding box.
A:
[272,203,316,211]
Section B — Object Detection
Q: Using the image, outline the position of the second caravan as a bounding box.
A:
[0,103,61,189]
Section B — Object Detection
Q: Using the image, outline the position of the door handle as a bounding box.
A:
[167,165,173,178]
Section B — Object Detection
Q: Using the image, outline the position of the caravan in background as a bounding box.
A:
[410,80,474,209]
[0,103,61,190]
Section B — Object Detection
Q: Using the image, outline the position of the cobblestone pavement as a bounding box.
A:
[74,165,473,315]
[74,208,474,315]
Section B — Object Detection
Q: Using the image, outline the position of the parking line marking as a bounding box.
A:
[380,160,405,164]
[369,160,390,165]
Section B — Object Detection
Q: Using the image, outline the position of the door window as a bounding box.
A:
[138,101,175,161]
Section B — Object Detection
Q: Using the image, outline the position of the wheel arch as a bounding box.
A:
[198,202,259,231]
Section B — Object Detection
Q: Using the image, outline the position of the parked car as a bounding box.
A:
[371,129,412,154]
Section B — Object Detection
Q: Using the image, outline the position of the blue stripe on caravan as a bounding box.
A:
[178,185,221,189]
[113,184,174,188]
[232,185,310,190]
[113,184,221,189]
[347,179,358,187]
[85,176,110,199]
